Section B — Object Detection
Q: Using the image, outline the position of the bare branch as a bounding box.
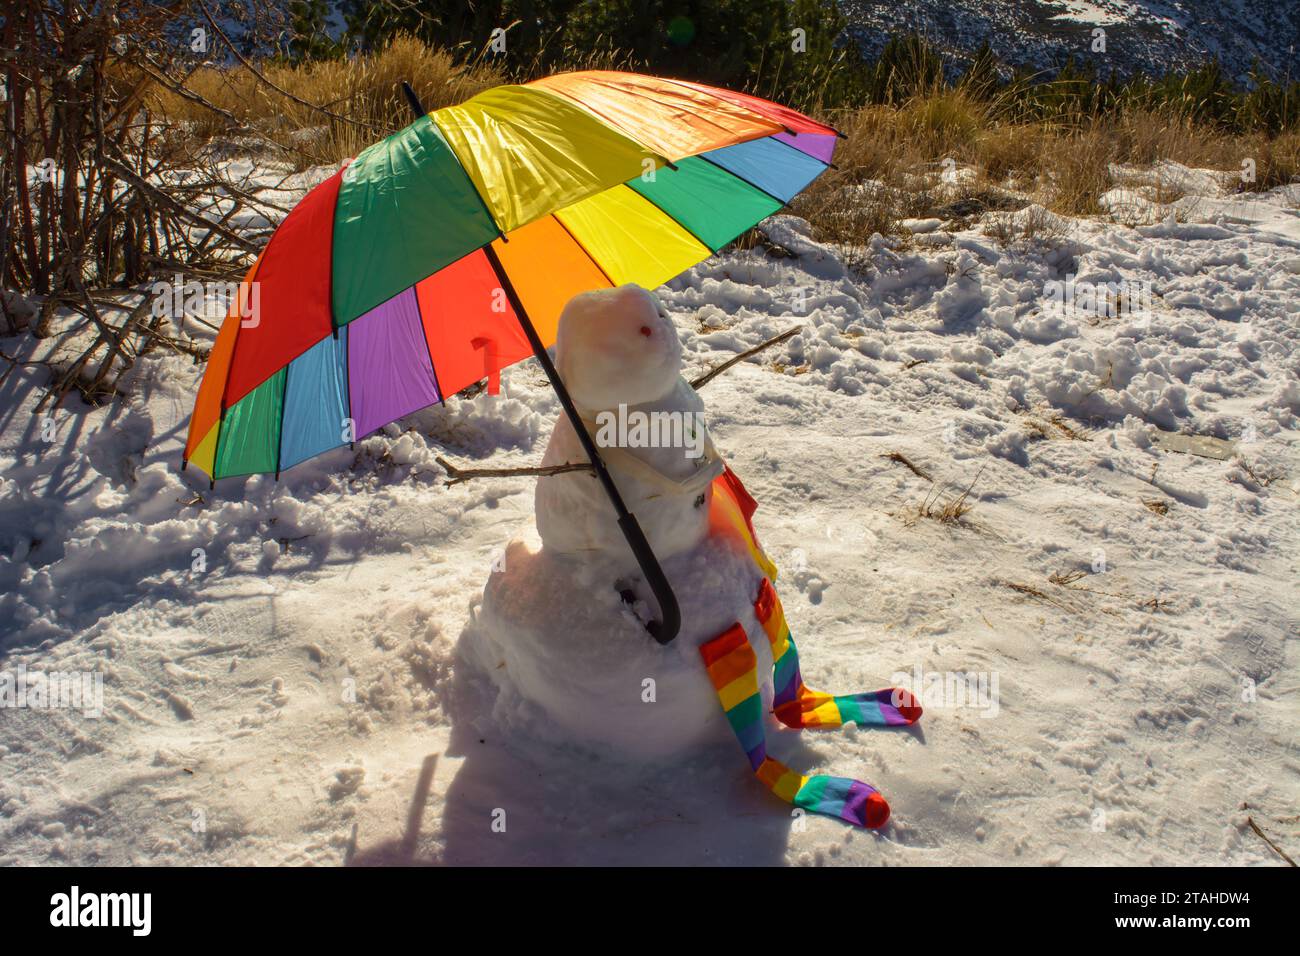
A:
[195,0,390,133]
[690,325,802,389]
[99,152,261,254]
[435,455,595,486]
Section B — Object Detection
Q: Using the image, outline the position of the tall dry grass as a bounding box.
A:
[148,35,505,169]
[144,34,1300,218]
[792,95,1300,252]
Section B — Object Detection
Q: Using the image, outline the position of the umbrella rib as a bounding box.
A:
[656,74,846,139]
[427,113,510,245]
[411,288,447,407]
[481,243,622,509]
[522,83,680,172]
[695,152,792,209]
[768,132,839,170]
[275,360,287,480]
[344,326,353,449]
[548,214,617,288]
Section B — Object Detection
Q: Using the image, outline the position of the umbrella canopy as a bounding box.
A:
[183,71,837,481]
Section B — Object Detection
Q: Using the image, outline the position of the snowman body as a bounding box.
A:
[536,377,719,567]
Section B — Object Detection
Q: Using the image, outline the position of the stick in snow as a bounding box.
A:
[435,455,595,486]
[689,325,802,389]
[1246,814,1297,867]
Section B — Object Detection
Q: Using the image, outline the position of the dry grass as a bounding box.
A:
[1241,131,1300,191]
[141,34,1300,210]
[1139,595,1176,613]
[1044,126,1121,215]
[795,96,1298,247]
[147,35,505,168]
[1047,569,1087,586]
[1109,110,1240,168]
[901,89,989,157]
[1234,457,1285,487]
[1003,580,1077,613]
[982,204,1072,250]
[908,467,983,526]
[881,450,933,481]
[1009,569,1131,617]
[1018,410,1093,441]
[973,124,1049,184]
[1046,414,1091,441]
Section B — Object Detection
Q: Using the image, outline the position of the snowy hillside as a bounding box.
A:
[1,164,1298,865]
[841,0,1300,81]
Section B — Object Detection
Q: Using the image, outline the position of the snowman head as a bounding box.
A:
[555,284,683,410]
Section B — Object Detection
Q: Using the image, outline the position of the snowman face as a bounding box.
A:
[556,284,683,410]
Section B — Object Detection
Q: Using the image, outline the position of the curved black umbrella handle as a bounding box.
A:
[617,513,682,645]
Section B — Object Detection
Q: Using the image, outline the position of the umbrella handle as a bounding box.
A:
[617,512,682,645]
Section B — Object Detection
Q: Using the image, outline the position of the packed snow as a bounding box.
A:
[1,162,1297,865]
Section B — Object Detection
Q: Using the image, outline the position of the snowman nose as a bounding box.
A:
[639,326,653,337]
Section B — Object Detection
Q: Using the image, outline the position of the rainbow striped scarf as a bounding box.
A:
[700,468,921,829]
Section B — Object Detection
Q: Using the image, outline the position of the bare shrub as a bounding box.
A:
[982,204,1071,250]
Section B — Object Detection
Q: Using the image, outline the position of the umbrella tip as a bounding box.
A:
[401,81,425,120]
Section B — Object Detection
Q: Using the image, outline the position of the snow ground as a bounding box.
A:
[1,164,1298,866]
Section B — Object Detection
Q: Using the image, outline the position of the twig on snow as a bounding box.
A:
[435,455,595,486]
[690,325,802,389]
[1246,814,1297,867]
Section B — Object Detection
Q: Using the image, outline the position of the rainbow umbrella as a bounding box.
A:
[184,71,839,643]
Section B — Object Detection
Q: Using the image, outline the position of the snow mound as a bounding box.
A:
[464,529,775,760]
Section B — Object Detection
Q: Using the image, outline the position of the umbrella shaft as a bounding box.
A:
[481,249,629,517]
[482,244,680,645]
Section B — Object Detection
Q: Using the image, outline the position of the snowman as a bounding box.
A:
[464,284,918,827]
[466,283,777,759]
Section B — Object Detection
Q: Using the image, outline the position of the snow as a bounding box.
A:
[468,532,773,761]
[1,162,1297,866]
[840,1,1289,85]
[1042,1,1130,28]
